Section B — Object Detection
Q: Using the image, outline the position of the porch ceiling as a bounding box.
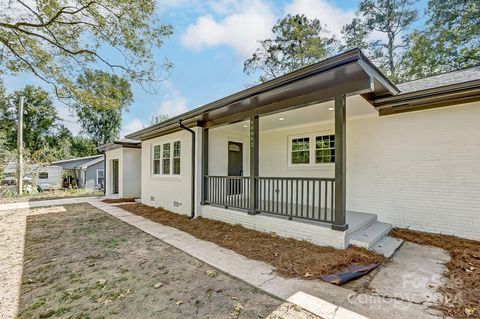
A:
[216,96,376,133]
[127,49,398,141]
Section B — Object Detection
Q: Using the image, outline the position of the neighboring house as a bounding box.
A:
[99,49,480,251]
[97,139,141,198]
[2,162,63,190]
[52,155,105,190]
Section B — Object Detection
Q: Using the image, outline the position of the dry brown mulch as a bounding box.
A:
[392,228,480,319]
[118,203,383,280]
[102,198,137,203]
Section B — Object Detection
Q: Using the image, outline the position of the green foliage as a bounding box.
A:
[73,70,133,146]
[342,0,418,82]
[0,0,172,108]
[70,136,98,158]
[340,18,369,52]
[401,0,480,80]
[244,14,337,82]
[0,81,97,163]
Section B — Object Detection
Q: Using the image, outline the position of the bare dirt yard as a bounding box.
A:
[0,189,102,204]
[17,203,282,319]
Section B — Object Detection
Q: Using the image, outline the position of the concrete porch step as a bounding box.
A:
[371,236,404,258]
[348,221,392,249]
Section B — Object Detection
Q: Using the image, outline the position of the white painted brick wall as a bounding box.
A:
[202,206,347,248]
[347,102,480,240]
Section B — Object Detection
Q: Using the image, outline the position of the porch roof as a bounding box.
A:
[126,49,398,141]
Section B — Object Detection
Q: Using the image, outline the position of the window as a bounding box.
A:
[39,172,48,179]
[315,135,335,163]
[291,137,310,164]
[153,145,161,174]
[173,141,181,175]
[162,143,171,174]
[96,169,104,186]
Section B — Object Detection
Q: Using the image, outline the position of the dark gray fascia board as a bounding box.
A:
[126,49,397,141]
[374,79,480,115]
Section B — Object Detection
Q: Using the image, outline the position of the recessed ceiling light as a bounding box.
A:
[278,117,285,121]
[243,125,248,128]
[328,107,334,111]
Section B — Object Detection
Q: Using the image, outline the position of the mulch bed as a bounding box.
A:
[102,198,137,204]
[117,203,383,280]
[392,228,480,318]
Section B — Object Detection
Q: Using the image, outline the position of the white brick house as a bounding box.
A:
[99,49,480,252]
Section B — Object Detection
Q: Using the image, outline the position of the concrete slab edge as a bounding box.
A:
[288,291,370,319]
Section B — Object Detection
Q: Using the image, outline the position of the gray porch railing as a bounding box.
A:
[204,176,250,210]
[204,175,335,224]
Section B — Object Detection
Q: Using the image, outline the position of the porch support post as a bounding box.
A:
[201,127,209,205]
[332,94,348,231]
[248,115,259,214]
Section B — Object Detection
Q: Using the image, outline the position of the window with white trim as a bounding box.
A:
[152,140,182,176]
[96,169,104,186]
[153,145,161,174]
[162,143,171,174]
[173,141,181,175]
[291,137,310,164]
[315,135,335,163]
[289,133,335,165]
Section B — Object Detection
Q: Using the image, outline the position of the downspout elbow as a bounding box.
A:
[178,120,196,219]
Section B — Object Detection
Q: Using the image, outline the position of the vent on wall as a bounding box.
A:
[173,201,182,207]
[150,196,155,201]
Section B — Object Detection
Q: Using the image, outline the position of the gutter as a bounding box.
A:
[178,120,196,219]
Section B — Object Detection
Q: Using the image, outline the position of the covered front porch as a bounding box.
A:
[199,95,392,248]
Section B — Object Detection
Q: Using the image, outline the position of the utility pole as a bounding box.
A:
[17,96,25,196]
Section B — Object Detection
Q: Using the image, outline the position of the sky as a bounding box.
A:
[3,0,428,138]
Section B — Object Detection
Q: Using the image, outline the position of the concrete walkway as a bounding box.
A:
[0,198,445,319]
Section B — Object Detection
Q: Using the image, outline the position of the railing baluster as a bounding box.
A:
[312,180,315,220]
[300,180,304,218]
[318,180,322,220]
[295,179,299,217]
[306,180,310,218]
[324,180,328,221]
[289,180,293,219]
[331,180,334,222]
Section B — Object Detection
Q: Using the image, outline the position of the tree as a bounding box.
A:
[0,0,172,109]
[149,114,169,126]
[70,136,98,158]
[73,70,133,145]
[401,0,480,80]
[244,14,337,82]
[1,86,59,154]
[342,0,417,81]
[340,18,369,52]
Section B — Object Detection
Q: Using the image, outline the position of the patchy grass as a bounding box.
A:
[392,228,480,319]
[118,203,383,280]
[102,197,137,204]
[0,189,102,204]
[17,203,281,319]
